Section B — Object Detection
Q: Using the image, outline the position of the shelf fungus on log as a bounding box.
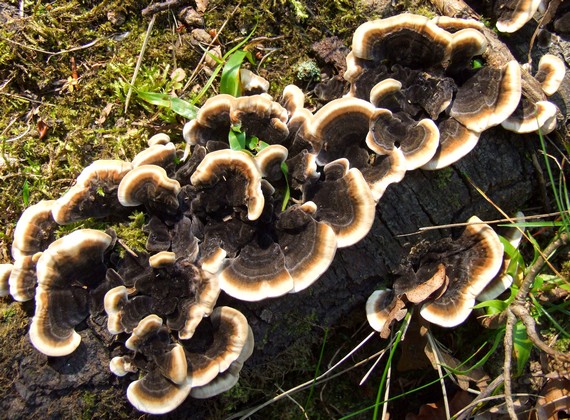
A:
[0,264,13,297]
[52,160,133,224]
[344,14,528,170]
[116,306,252,415]
[118,164,181,216]
[190,149,264,221]
[366,217,504,334]
[494,0,543,33]
[501,55,565,134]
[29,229,114,357]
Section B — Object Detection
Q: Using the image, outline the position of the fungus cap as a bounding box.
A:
[29,229,113,356]
[149,251,177,268]
[190,325,254,399]
[132,142,176,168]
[366,289,407,336]
[310,97,375,166]
[12,200,57,260]
[495,0,542,33]
[52,160,133,225]
[127,369,192,415]
[219,241,294,301]
[421,118,480,170]
[367,109,439,171]
[450,61,522,133]
[190,149,264,221]
[310,160,376,248]
[420,216,504,327]
[9,252,42,302]
[110,355,137,377]
[534,54,566,96]
[501,100,558,134]
[104,285,129,334]
[186,306,250,387]
[276,205,337,292]
[0,264,13,297]
[351,14,452,69]
[118,164,181,209]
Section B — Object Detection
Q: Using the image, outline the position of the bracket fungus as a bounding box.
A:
[4,11,565,416]
[52,160,133,225]
[30,229,114,357]
[366,217,504,335]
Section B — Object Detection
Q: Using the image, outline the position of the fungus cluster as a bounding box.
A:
[366,217,505,336]
[1,13,566,415]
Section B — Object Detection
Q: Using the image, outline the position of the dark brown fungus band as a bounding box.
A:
[29,229,114,357]
[185,306,251,388]
[276,205,337,292]
[310,97,375,167]
[118,164,181,215]
[367,109,439,171]
[494,0,542,33]
[12,200,57,259]
[52,160,133,225]
[450,61,522,133]
[350,14,452,70]
[420,216,504,327]
[190,149,264,221]
[219,241,294,301]
[307,159,375,248]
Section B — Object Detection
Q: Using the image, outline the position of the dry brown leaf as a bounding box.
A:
[529,378,570,420]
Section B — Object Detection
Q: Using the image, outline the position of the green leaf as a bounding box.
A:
[22,180,29,206]
[136,91,198,120]
[247,135,259,151]
[280,161,291,212]
[513,321,532,376]
[228,127,246,151]
[472,299,508,313]
[220,50,254,97]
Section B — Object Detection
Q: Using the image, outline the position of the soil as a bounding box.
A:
[0,0,568,419]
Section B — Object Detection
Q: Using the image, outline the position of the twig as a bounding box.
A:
[428,331,451,419]
[503,310,518,420]
[516,232,568,300]
[397,211,569,237]
[275,385,309,420]
[455,374,504,420]
[0,36,101,61]
[124,15,156,114]
[510,304,570,361]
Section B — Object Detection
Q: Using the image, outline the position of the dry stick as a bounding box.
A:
[398,211,569,237]
[427,332,451,420]
[455,374,504,420]
[124,15,156,114]
[503,310,518,420]
[428,0,546,104]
